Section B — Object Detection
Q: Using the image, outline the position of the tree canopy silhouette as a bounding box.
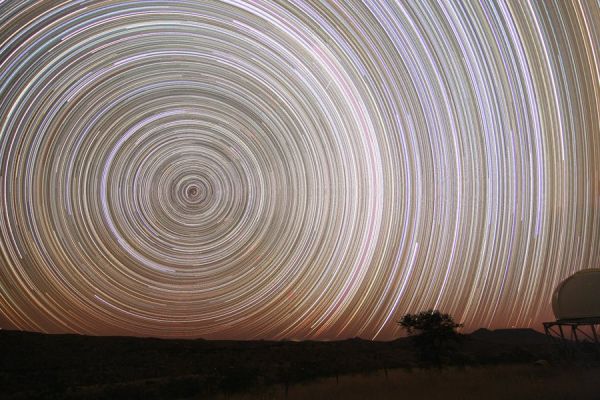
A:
[399,309,462,365]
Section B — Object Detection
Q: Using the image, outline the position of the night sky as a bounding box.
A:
[0,1,598,340]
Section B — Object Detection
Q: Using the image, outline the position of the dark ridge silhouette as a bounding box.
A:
[0,328,581,399]
[470,328,551,345]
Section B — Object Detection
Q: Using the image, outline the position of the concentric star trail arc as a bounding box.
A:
[0,0,598,340]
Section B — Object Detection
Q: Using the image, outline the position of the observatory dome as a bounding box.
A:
[552,269,600,321]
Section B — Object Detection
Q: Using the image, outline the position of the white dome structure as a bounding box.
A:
[552,269,600,321]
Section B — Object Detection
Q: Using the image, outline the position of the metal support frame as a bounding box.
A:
[543,317,600,344]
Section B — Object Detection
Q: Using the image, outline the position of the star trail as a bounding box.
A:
[0,1,598,340]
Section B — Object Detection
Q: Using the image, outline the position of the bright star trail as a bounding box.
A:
[0,1,598,340]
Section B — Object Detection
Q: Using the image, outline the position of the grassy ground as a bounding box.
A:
[214,364,600,400]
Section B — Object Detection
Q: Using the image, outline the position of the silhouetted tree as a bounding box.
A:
[399,309,462,366]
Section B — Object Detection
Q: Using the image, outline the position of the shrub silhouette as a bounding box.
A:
[399,309,462,366]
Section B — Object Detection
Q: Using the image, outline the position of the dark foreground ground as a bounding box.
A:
[216,364,600,400]
[1,328,598,399]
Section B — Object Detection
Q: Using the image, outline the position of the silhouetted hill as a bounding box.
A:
[470,328,551,345]
[0,328,566,399]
